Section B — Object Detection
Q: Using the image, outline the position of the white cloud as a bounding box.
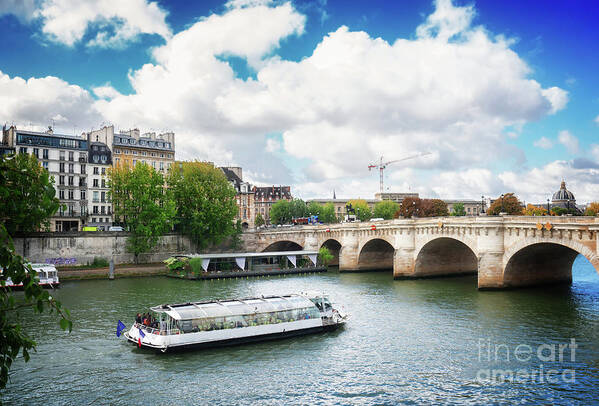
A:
[0,0,37,22]
[225,0,273,9]
[0,70,100,130]
[595,115,599,125]
[265,138,281,153]
[557,130,579,154]
[541,87,569,114]
[533,136,553,149]
[33,0,172,47]
[92,84,122,100]
[591,144,599,162]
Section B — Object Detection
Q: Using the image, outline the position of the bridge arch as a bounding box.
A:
[262,240,303,252]
[503,239,599,288]
[320,239,341,266]
[357,238,395,271]
[414,237,478,277]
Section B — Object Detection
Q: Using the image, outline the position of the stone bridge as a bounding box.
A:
[244,216,599,289]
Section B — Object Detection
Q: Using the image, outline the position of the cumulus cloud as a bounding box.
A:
[10,0,172,47]
[0,70,100,130]
[92,84,122,100]
[541,87,569,114]
[557,130,579,154]
[533,136,553,149]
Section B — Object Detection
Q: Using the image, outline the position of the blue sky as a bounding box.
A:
[0,0,598,202]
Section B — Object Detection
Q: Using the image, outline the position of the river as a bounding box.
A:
[2,256,599,405]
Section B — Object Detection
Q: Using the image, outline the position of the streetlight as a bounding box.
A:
[500,194,505,213]
[547,199,550,216]
[481,195,485,214]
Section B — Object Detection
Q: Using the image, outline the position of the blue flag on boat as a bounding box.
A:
[138,328,145,338]
[116,320,126,337]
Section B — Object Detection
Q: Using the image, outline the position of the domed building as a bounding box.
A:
[551,181,581,213]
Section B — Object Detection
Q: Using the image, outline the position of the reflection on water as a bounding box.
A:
[2,255,598,405]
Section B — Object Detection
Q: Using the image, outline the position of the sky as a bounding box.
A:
[0,0,598,203]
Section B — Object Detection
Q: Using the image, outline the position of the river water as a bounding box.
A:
[2,256,599,405]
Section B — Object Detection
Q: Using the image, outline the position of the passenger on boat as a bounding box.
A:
[135,313,142,324]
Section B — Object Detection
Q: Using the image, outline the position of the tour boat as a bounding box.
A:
[3,263,60,289]
[124,292,347,352]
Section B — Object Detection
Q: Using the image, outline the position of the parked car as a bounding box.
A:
[108,226,124,232]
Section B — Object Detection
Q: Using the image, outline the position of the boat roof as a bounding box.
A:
[150,294,316,320]
[181,250,318,260]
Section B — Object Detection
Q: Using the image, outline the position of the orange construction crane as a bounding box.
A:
[368,152,431,194]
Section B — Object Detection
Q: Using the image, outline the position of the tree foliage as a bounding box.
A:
[450,202,466,216]
[255,213,265,227]
[270,199,292,224]
[551,207,579,216]
[109,163,176,262]
[584,202,599,216]
[307,201,322,217]
[0,155,71,390]
[0,154,61,234]
[289,199,308,218]
[167,161,238,249]
[487,193,523,215]
[318,247,334,266]
[394,197,419,218]
[394,197,448,218]
[347,199,371,221]
[319,203,338,223]
[373,200,399,219]
[523,204,548,216]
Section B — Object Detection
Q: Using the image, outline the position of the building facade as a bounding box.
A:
[375,192,419,203]
[220,167,255,229]
[444,199,484,216]
[3,126,88,231]
[253,186,292,224]
[86,141,113,230]
[87,125,175,172]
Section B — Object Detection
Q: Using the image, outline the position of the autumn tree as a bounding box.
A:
[167,161,238,250]
[347,199,372,221]
[110,163,176,262]
[487,193,523,215]
[421,199,449,217]
[394,197,420,218]
[584,202,599,216]
[523,204,548,216]
[373,200,399,219]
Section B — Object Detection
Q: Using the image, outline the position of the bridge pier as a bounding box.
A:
[338,234,359,271]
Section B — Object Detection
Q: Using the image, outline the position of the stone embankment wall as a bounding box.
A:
[13,232,258,266]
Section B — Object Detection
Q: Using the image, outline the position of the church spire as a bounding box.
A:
[333,189,336,199]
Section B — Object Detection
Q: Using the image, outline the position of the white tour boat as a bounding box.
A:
[3,263,60,289]
[124,292,347,352]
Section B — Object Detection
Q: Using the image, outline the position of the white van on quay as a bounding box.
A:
[109,226,124,232]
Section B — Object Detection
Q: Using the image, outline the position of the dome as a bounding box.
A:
[552,180,575,202]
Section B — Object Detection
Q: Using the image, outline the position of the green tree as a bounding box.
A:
[373,200,399,219]
[0,155,71,390]
[451,202,466,216]
[289,198,308,218]
[110,163,176,263]
[0,154,61,234]
[167,161,238,250]
[318,246,334,266]
[270,199,292,224]
[307,201,322,217]
[348,199,372,221]
[319,203,338,223]
[255,213,265,227]
[487,193,523,215]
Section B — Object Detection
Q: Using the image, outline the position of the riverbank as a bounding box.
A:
[57,263,166,280]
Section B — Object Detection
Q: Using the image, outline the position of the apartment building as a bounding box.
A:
[86,141,113,229]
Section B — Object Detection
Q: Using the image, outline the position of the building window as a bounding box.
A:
[93,191,99,202]
[93,206,98,214]
[59,190,65,199]
[92,218,96,223]
[151,152,156,157]
[43,149,49,159]
[19,147,27,154]
[33,148,39,158]
[59,150,65,160]
[93,167,99,175]
[69,151,74,161]
[133,150,137,155]
[101,167,106,175]
[101,206,106,214]
[93,179,99,187]
[160,162,164,171]
[81,190,86,200]
[68,163,74,173]
[68,176,74,186]
[68,189,74,200]
[101,192,105,202]
[133,159,137,166]
[81,164,86,174]
[59,162,65,172]
[101,179,106,188]
[42,161,49,169]
[59,175,65,185]
[93,155,99,163]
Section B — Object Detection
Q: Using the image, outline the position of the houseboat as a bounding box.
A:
[3,263,60,289]
[124,292,347,352]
